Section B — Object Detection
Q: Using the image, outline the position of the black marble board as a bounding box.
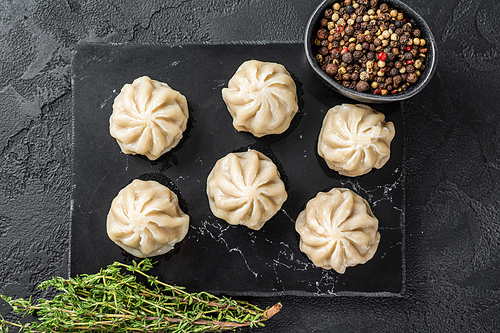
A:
[71,43,404,297]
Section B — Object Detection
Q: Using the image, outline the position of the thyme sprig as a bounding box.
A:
[0,259,281,332]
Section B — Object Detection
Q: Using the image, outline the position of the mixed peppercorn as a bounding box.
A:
[312,0,428,95]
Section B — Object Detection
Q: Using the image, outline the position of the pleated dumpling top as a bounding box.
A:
[222,60,298,137]
[110,76,189,160]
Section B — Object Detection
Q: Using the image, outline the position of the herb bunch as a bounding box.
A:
[0,259,281,332]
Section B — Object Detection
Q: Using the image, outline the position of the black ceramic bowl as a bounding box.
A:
[305,0,437,104]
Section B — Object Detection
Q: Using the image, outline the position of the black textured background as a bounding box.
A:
[1,0,499,332]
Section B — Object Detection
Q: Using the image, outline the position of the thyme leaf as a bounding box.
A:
[0,259,281,332]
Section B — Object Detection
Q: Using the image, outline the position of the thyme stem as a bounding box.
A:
[0,259,281,332]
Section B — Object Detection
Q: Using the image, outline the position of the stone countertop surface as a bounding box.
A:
[1,0,500,332]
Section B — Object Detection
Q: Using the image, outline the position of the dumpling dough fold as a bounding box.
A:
[110,76,189,160]
[206,149,287,230]
[318,104,395,177]
[107,179,189,258]
[222,60,298,137]
[295,188,380,274]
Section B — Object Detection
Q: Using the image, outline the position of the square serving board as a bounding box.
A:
[71,43,405,296]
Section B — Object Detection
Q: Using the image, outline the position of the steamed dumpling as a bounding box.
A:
[318,104,395,177]
[206,149,287,230]
[110,76,189,160]
[107,179,189,258]
[222,60,299,137]
[295,188,380,274]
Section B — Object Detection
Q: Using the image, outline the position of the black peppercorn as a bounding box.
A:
[351,72,360,81]
[356,80,370,92]
[326,63,338,76]
[406,64,415,73]
[317,29,329,40]
[393,75,402,86]
[404,52,413,60]
[357,34,365,43]
[355,6,366,15]
[345,25,355,35]
[346,65,354,73]
[370,0,378,8]
[320,18,328,27]
[389,67,399,76]
[319,46,329,55]
[413,29,421,37]
[342,73,351,81]
[378,13,390,21]
[331,49,341,59]
[324,8,333,19]
[346,5,355,14]
[407,72,418,84]
[390,40,400,48]
[353,50,363,59]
